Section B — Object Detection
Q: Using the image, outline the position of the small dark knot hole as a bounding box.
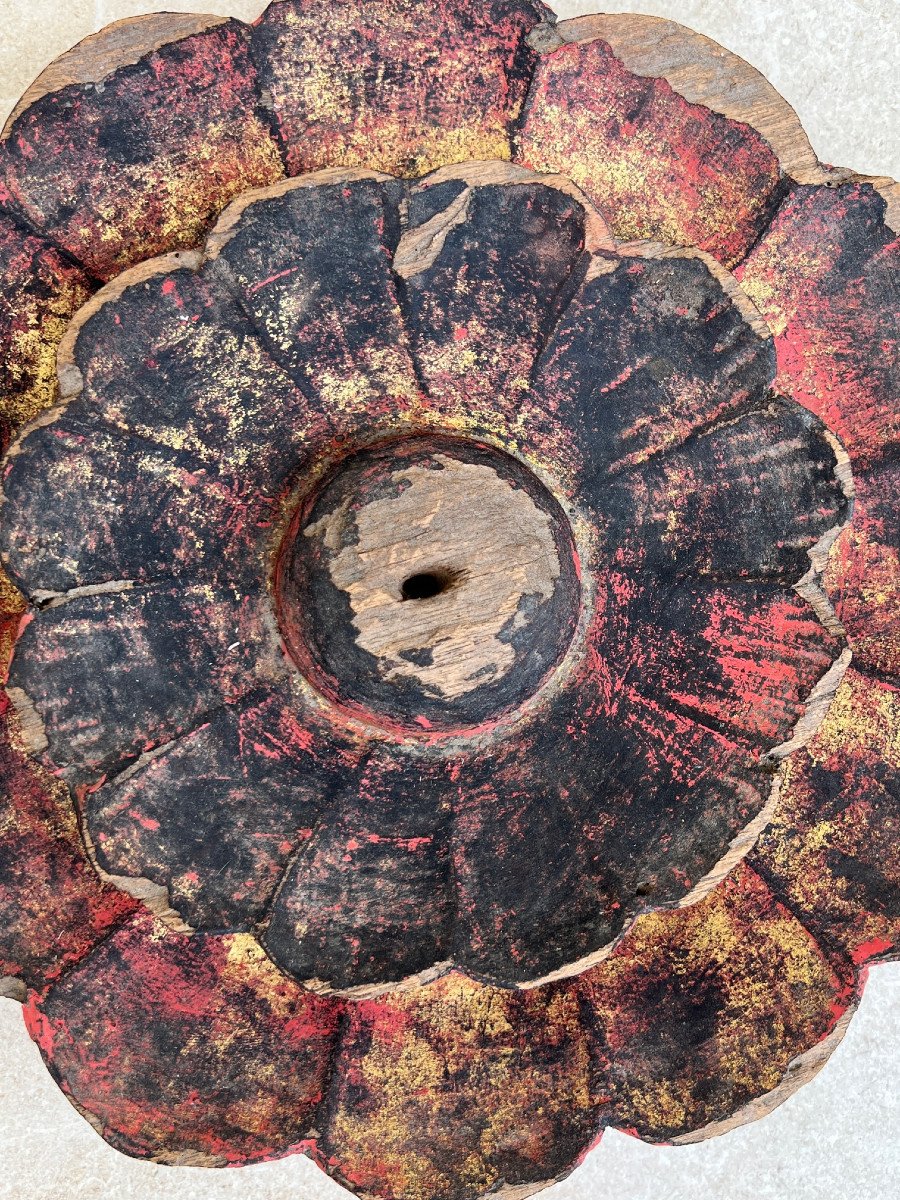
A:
[401,572,449,601]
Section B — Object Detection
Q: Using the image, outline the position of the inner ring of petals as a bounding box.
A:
[274,435,583,734]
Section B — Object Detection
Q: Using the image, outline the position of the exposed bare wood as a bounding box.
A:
[6,685,48,756]
[305,456,560,701]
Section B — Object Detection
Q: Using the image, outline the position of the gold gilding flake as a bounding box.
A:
[0,561,26,615]
[804,671,900,767]
[582,864,843,1135]
[329,973,593,1200]
[224,933,269,974]
[3,289,91,429]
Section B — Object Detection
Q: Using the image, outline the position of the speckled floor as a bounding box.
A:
[0,2,897,1198]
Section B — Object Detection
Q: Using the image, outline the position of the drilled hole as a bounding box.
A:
[401,571,452,601]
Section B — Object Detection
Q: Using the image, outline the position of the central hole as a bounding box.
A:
[401,572,449,601]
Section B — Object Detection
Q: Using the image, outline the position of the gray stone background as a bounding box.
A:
[0,1,897,1197]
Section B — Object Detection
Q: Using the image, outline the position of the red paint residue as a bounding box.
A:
[852,935,894,964]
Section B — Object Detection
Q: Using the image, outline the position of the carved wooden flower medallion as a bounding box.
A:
[0,4,897,1198]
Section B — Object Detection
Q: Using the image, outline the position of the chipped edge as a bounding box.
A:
[78,815,194,936]
[535,12,823,183]
[34,579,137,610]
[394,188,472,278]
[526,14,899,234]
[412,160,616,258]
[5,685,48,756]
[3,13,231,139]
[618,239,774,341]
[0,976,27,1003]
[671,996,860,1143]
[293,958,457,1002]
[204,167,397,261]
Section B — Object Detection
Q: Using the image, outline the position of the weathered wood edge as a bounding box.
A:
[409,160,616,259]
[617,239,774,341]
[3,6,896,238]
[204,166,397,260]
[672,995,860,1143]
[1,13,231,140]
[542,13,822,179]
[531,12,899,233]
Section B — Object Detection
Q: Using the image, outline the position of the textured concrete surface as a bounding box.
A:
[0,2,898,1198]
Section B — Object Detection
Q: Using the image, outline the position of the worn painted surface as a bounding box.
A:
[22,861,856,1188]
[25,914,342,1164]
[823,464,900,680]
[529,254,778,483]
[1,261,327,599]
[205,174,421,434]
[87,690,364,931]
[0,7,896,1200]
[737,183,899,472]
[399,179,589,423]
[738,182,899,684]
[576,862,853,1141]
[0,212,93,447]
[449,572,841,983]
[751,668,900,965]
[516,35,782,267]
[263,748,458,991]
[0,173,848,996]
[323,972,603,1200]
[8,580,289,789]
[1,20,283,279]
[250,0,549,177]
[735,179,900,988]
[0,696,137,992]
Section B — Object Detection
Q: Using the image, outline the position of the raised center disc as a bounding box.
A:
[276,436,582,734]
